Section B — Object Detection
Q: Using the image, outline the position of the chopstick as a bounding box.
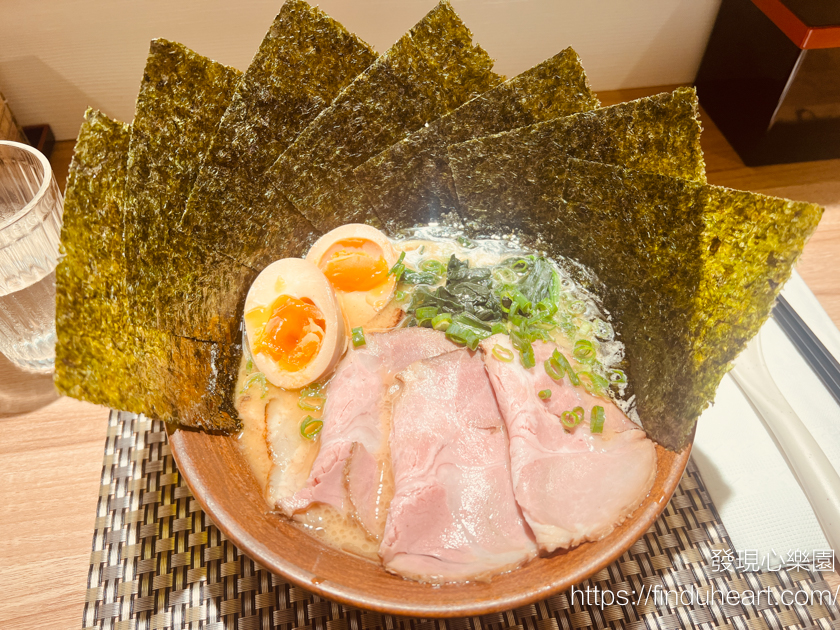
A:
[772,295,840,407]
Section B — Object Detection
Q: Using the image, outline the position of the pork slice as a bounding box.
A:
[480,335,657,552]
[381,349,538,583]
[279,328,456,540]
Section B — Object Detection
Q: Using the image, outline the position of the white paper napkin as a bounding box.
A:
[692,270,840,566]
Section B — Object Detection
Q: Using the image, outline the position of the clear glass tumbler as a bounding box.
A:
[0,141,63,374]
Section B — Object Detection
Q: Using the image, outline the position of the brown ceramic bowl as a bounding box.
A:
[168,423,691,617]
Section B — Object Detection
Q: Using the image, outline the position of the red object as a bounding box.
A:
[751,0,840,48]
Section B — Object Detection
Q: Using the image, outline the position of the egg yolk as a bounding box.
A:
[251,295,326,372]
[321,238,389,292]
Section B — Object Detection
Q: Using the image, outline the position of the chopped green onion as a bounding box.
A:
[445,322,484,351]
[453,312,492,332]
[512,259,530,273]
[420,259,446,276]
[300,416,323,440]
[492,344,514,362]
[300,383,323,397]
[560,406,584,430]
[418,245,425,255]
[491,322,508,335]
[432,312,452,331]
[593,319,614,340]
[389,251,405,275]
[298,383,325,411]
[520,343,535,368]
[395,290,406,302]
[545,358,564,380]
[246,359,254,372]
[538,389,552,400]
[569,300,587,315]
[415,306,438,323]
[578,371,609,397]
[609,368,627,384]
[241,372,267,397]
[298,396,324,411]
[551,350,580,385]
[573,339,597,362]
[590,406,605,433]
[351,327,366,347]
[510,331,535,369]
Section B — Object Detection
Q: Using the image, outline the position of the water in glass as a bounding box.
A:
[0,141,63,374]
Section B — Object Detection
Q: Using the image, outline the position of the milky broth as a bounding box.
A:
[235,230,626,562]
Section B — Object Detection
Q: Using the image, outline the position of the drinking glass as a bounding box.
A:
[0,141,63,373]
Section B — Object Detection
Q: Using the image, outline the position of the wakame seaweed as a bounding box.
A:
[267,0,502,232]
[55,109,240,431]
[181,0,377,271]
[353,47,599,232]
[448,87,706,239]
[548,159,822,450]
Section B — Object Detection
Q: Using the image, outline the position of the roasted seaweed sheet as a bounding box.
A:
[353,47,599,232]
[181,0,377,270]
[268,0,502,232]
[448,87,706,238]
[55,109,240,431]
[123,39,255,344]
[549,159,822,450]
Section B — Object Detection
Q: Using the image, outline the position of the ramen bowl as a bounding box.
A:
[168,424,691,617]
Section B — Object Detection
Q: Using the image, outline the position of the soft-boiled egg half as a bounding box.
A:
[244,258,346,390]
[305,224,399,330]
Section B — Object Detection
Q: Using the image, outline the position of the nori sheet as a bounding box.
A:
[267,0,502,232]
[55,109,240,431]
[353,47,600,232]
[549,159,822,450]
[180,0,377,270]
[448,87,706,238]
[123,39,254,344]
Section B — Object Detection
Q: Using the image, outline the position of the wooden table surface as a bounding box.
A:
[1,86,838,629]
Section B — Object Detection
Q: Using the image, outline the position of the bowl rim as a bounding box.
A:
[167,423,692,618]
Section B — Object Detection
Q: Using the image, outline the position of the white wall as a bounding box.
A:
[0,0,722,140]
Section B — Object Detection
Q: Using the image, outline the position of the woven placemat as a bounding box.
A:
[81,411,840,630]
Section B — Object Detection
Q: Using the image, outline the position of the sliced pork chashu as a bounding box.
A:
[279,328,457,541]
[480,334,657,552]
[381,349,537,582]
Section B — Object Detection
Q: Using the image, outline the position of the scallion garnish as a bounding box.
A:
[389,251,406,279]
[298,382,326,411]
[395,290,406,302]
[512,259,530,273]
[246,359,254,372]
[560,406,584,430]
[418,245,425,255]
[241,372,267,398]
[609,368,627,384]
[590,406,605,433]
[400,269,439,285]
[544,358,564,380]
[351,327,366,347]
[300,416,323,440]
[578,371,609,397]
[538,389,552,400]
[432,312,452,331]
[551,350,579,385]
[457,235,476,249]
[573,339,596,362]
[420,259,446,276]
[492,344,514,362]
[415,306,438,323]
[491,321,507,335]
